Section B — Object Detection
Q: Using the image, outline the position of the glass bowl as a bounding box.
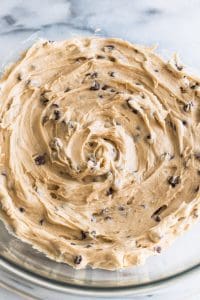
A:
[1,219,200,297]
[0,0,200,298]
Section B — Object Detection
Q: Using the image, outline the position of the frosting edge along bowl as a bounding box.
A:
[0,219,200,297]
[0,33,200,297]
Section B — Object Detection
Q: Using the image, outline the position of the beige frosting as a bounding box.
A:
[0,37,200,270]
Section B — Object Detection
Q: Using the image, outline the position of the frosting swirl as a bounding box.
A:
[0,37,199,270]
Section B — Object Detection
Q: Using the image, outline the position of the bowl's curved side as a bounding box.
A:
[0,254,200,297]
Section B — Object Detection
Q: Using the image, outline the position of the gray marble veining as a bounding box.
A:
[0,0,200,70]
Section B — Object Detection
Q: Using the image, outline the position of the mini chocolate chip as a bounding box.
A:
[19,207,25,213]
[180,87,187,93]
[108,71,115,77]
[102,84,109,90]
[90,72,98,79]
[155,246,162,253]
[54,110,61,120]
[135,82,141,86]
[154,69,159,73]
[42,116,48,125]
[90,81,100,91]
[182,120,187,126]
[81,231,88,240]
[126,99,138,114]
[50,192,57,199]
[34,154,46,165]
[39,219,44,225]
[17,74,22,81]
[25,79,31,85]
[194,153,200,161]
[132,108,138,114]
[153,205,167,215]
[51,103,59,108]
[40,95,49,105]
[99,94,104,98]
[76,57,87,62]
[104,45,115,51]
[1,171,7,176]
[194,185,200,193]
[154,215,161,222]
[64,88,70,92]
[175,64,183,71]
[183,101,193,112]
[110,88,116,92]
[151,205,167,222]
[118,206,125,211]
[85,244,92,248]
[190,82,199,90]
[71,242,76,245]
[167,176,181,188]
[146,134,151,139]
[106,187,114,196]
[74,255,82,264]
[197,170,200,176]
[109,57,116,62]
[96,55,105,59]
[104,216,112,221]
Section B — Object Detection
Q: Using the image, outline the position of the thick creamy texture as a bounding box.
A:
[0,37,200,270]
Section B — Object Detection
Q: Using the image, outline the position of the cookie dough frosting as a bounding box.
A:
[0,37,200,270]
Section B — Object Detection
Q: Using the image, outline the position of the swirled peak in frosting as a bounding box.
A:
[0,37,200,270]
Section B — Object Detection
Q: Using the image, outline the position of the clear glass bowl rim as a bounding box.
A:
[1,253,200,296]
[0,33,200,297]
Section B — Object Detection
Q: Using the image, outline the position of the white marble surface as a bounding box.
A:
[0,0,200,299]
[0,0,200,71]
